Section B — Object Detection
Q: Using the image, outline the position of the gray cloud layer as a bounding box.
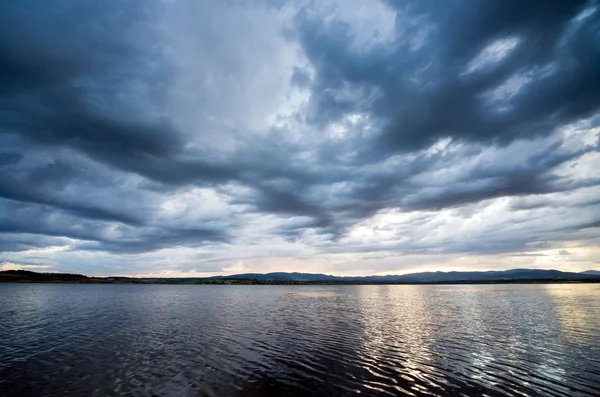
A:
[1,0,599,274]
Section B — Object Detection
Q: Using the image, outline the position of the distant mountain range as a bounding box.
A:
[2,268,600,284]
[206,269,600,284]
[581,270,600,275]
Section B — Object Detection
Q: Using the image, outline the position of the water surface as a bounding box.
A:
[1,284,599,396]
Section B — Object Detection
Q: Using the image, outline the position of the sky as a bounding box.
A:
[1,0,599,277]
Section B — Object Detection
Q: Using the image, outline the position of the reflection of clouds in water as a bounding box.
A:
[283,291,338,298]
[353,284,600,396]
[436,284,600,395]
[543,285,600,349]
[438,287,548,293]
[243,286,369,395]
[2,284,600,396]
[356,285,466,394]
[441,285,532,393]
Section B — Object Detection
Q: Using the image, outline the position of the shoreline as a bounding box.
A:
[3,269,599,286]
[2,279,600,285]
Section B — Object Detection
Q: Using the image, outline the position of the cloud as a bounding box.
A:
[295,0,600,151]
[0,0,599,275]
[0,261,53,271]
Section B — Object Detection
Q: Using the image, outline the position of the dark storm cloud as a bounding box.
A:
[244,138,597,239]
[398,142,597,211]
[73,226,229,254]
[0,0,237,186]
[187,0,600,243]
[290,67,312,89]
[0,199,228,253]
[0,158,143,225]
[0,152,22,167]
[295,0,600,152]
[249,0,600,236]
[0,234,69,253]
[510,194,600,212]
[1,0,599,262]
[0,0,238,253]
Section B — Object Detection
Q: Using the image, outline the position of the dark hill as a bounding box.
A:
[213,269,600,284]
[0,269,88,283]
[2,268,600,284]
[581,270,600,275]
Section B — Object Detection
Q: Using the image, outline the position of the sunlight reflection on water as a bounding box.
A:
[1,283,599,396]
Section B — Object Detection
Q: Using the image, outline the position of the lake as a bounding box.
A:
[1,284,599,396]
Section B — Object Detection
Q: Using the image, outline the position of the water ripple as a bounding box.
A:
[1,284,599,396]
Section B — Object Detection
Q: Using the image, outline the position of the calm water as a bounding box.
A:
[1,284,599,397]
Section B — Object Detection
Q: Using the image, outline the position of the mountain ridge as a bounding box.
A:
[210,269,600,283]
[581,270,600,275]
[2,268,600,284]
